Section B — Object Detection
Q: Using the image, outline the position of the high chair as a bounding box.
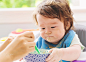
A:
[74,24,86,47]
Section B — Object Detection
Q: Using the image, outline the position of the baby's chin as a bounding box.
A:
[51,42,59,44]
[46,40,59,44]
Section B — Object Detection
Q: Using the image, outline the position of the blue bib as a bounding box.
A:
[36,29,75,62]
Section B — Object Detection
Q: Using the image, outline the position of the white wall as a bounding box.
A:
[0,7,86,23]
[0,7,86,38]
[71,7,86,22]
[0,23,38,38]
[0,8,34,24]
[0,8,37,38]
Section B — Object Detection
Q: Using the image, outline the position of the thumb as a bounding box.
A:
[49,49,53,53]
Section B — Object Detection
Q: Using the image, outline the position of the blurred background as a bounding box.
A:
[0,0,41,8]
[0,0,86,38]
[0,0,85,8]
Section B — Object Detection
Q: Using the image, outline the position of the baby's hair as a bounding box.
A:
[33,0,74,33]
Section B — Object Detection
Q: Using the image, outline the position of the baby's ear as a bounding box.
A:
[66,21,70,30]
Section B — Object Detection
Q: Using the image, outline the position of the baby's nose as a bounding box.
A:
[45,29,52,34]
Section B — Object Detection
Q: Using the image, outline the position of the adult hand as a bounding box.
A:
[1,31,36,62]
[0,36,14,52]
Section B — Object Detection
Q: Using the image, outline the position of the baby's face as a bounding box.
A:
[36,14,65,44]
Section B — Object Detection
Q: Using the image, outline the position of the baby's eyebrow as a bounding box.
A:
[39,24,44,27]
[39,22,58,27]
[50,22,58,25]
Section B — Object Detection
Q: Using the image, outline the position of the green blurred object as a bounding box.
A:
[68,0,72,3]
[0,0,42,8]
[16,28,23,32]
[35,46,40,54]
[0,0,71,8]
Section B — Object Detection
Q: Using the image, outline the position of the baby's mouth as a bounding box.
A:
[47,37,51,41]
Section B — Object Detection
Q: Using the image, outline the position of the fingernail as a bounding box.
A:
[29,36,32,38]
[45,59,48,61]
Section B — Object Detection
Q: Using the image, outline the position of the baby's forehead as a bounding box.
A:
[38,22,59,26]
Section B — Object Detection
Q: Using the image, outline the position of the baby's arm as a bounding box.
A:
[46,44,81,62]
[61,44,81,61]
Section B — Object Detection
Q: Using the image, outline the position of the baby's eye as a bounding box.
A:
[51,26,56,28]
[42,28,45,29]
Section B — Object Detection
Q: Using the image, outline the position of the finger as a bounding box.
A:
[46,56,55,62]
[24,42,36,53]
[21,31,35,39]
[54,60,59,62]
[48,49,53,53]
[5,37,14,43]
[27,42,36,47]
[9,36,15,39]
[24,42,36,47]
[0,37,13,52]
[46,55,59,62]
[27,47,35,53]
[23,36,35,42]
[47,59,55,62]
[28,46,35,50]
[15,36,34,44]
[46,53,54,61]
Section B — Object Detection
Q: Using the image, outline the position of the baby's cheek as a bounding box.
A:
[53,33,58,37]
[40,32,44,36]
[40,33,46,39]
